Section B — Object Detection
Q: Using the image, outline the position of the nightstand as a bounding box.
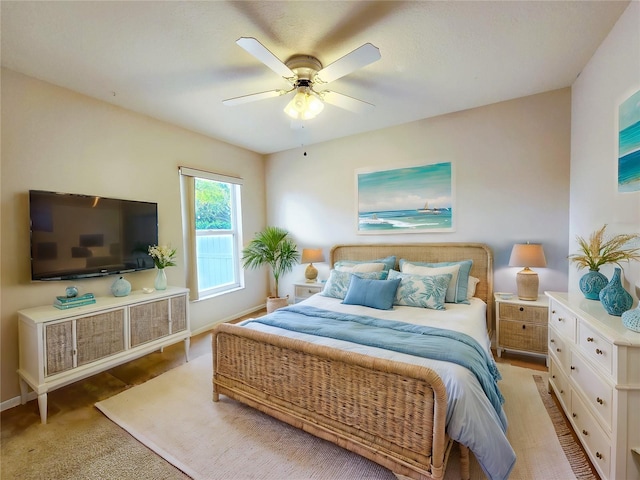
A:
[495,294,548,361]
[294,282,323,303]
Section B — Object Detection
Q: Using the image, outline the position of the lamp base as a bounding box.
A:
[516,268,539,301]
[305,264,318,283]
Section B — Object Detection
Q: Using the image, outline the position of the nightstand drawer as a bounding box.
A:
[294,284,323,303]
[499,303,547,325]
[499,320,547,353]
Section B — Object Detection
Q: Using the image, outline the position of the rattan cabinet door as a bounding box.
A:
[45,321,74,376]
[76,310,125,366]
[129,299,170,347]
[170,295,187,333]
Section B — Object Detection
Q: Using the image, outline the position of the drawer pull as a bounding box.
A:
[572,413,577,418]
[552,310,556,314]
[552,374,556,379]
[595,348,603,355]
[582,429,589,436]
[570,365,575,370]
[557,317,564,322]
[519,307,524,312]
[596,452,603,460]
[522,324,526,330]
[587,337,594,342]
[560,389,564,394]
[556,348,561,353]
[596,397,604,405]
[550,339,555,343]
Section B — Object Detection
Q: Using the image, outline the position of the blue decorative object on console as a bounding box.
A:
[622,304,640,332]
[111,276,132,297]
[579,269,608,300]
[154,268,167,291]
[65,286,78,298]
[599,268,632,316]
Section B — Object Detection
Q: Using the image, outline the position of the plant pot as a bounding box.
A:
[579,269,608,300]
[599,268,632,316]
[266,296,289,314]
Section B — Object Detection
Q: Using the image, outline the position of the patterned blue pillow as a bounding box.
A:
[399,259,473,304]
[321,270,387,300]
[334,255,396,272]
[342,275,401,310]
[388,270,452,310]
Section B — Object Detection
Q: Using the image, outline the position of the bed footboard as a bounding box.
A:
[212,323,469,480]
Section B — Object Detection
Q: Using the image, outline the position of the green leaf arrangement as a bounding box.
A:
[567,225,640,271]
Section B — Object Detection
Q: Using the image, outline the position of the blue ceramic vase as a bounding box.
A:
[579,269,608,300]
[599,268,632,316]
[111,276,131,297]
[622,304,640,332]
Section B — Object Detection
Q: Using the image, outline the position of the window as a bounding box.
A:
[180,167,243,300]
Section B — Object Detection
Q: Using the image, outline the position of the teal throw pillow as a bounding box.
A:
[342,275,401,310]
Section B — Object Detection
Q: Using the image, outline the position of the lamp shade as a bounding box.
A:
[301,248,325,264]
[509,243,547,268]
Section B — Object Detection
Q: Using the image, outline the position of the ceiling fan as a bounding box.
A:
[222,37,381,121]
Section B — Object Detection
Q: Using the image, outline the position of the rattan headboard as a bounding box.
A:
[330,243,494,333]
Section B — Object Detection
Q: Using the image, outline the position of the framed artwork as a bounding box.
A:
[356,161,454,234]
[618,89,640,193]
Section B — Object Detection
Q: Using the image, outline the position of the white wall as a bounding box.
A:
[265,89,572,304]
[0,69,269,404]
[570,1,640,302]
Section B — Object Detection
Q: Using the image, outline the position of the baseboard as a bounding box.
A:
[190,303,266,336]
[1,392,37,413]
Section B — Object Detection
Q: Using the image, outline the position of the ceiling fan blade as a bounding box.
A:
[236,37,295,79]
[321,91,375,114]
[222,89,287,106]
[315,43,381,84]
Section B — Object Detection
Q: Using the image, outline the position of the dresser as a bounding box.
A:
[495,294,548,360]
[18,287,190,424]
[546,291,640,480]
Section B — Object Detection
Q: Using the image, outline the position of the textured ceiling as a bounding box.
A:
[1,1,630,154]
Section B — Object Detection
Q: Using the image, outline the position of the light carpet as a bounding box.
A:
[96,354,592,480]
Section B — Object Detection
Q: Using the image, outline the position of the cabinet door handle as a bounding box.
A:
[587,337,594,342]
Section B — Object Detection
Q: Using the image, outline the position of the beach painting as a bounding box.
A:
[357,162,454,234]
[619,89,640,193]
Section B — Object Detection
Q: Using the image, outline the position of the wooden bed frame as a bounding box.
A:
[213,243,493,480]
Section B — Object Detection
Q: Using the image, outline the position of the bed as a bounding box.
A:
[212,243,514,480]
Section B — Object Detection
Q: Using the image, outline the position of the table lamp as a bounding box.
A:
[301,248,325,283]
[509,243,546,301]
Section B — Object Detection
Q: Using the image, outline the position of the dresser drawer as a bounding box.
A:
[570,351,613,430]
[577,321,613,375]
[499,320,547,353]
[499,303,547,325]
[571,390,611,478]
[549,358,570,410]
[549,301,576,341]
[548,328,570,370]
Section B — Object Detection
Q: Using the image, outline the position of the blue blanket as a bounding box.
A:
[245,305,504,418]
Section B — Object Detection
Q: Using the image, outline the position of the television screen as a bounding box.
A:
[29,190,159,281]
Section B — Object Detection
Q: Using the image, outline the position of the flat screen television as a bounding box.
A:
[29,190,159,281]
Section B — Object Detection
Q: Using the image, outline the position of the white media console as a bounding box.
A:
[18,286,190,423]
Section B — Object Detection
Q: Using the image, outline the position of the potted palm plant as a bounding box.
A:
[568,224,640,299]
[242,226,300,313]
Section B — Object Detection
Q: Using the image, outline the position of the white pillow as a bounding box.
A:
[468,276,480,298]
[335,262,385,273]
[401,263,461,303]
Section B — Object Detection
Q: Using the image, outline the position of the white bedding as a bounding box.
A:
[240,294,515,480]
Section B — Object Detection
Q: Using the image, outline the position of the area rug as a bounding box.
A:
[96,354,594,480]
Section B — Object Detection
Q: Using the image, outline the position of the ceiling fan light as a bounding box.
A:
[307,94,324,115]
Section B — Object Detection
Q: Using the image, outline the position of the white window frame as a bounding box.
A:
[179,167,244,301]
